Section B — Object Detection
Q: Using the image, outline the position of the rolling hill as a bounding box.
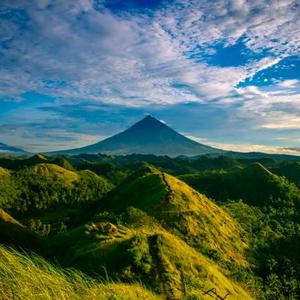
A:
[0,209,42,250]
[101,164,247,266]
[49,212,252,300]
[0,163,114,235]
[2,155,300,298]
[50,115,223,157]
[271,160,300,187]
[180,163,300,206]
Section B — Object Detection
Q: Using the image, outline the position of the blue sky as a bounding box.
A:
[0,0,300,153]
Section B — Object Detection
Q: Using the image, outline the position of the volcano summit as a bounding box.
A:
[53,115,223,157]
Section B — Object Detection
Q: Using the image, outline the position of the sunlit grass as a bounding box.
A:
[0,245,162,300]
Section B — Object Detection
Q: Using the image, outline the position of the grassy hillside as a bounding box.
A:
[0,209,43,251]
[0,163,114,236]
[102,164,247,266]
[0,167,14,208]
[223,200,300,299]
[2,154,300,299]
[0,167,9,176]
[32,163,79,185]
[77,161,131,184]
[1,163,113,213]
[180,163,300,206]
[0,154,48,170]
[0,245,162,300]
[271,160,300,187]
[49,213,253,300]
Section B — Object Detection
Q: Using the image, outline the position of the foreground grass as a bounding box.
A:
[0,245,162,300]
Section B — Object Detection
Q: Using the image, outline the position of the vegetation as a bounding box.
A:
[180,163,300,206]
[0,245,162,300]
[1,154,300,299]
[104,164,247,266]
[47,211,252,299]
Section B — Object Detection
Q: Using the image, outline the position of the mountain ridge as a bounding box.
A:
[0,142,28,155]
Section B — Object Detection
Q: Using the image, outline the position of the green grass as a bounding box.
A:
[47,213,253,300]
[4,156,300,299]
[0,167,9,176]
[1,163,114,227]
[0,209,43,251]
[32,163,79,185]
[103,165,248,266]
[0,245,162,300]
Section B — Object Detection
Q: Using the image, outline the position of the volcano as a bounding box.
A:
[52,115,223,156]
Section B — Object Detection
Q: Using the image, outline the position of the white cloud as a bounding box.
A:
[0,125,105,152]
[0,0,299,106]
[277,79,299,88]
[261,112,300,129]
[0,0,300,150]
[189,135,300,155]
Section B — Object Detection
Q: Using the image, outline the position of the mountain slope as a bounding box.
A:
[0,154,48,170]
[0,209,42,250]
[0,245,162,300]
[50,217,252,300]
[271,160,300,187]
[0,163,114,227]
[0,142,28,155]
[51,115,223,156]
[180,163,300,206]
[102,164,247,266]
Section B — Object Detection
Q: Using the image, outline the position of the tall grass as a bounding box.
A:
[0,245,161,300]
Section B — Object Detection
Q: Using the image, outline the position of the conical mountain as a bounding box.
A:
[51,115,223,157]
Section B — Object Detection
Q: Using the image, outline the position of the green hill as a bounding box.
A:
[191,155,241,171]
[77,161,130,184]
[101,165,247,266]
[52,156,75,171]
[3,155,300,298]
[0,245,162,300]
[0,154,48,170]
[0,209,42,251]
[180,163,300,206]
[271,160,300,187]
[0,164,114,235]
[49,214,253,300]
[2,163,113,212]
[32,163,79,185]
[0,154,76,172]
[0,167,16,210]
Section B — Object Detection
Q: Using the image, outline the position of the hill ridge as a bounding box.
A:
[102,165,247,266]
